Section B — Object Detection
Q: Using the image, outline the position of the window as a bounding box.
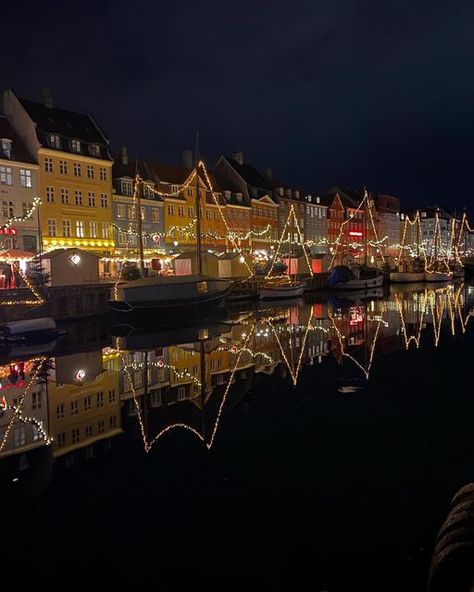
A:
[143,184,154,198]
[99,167,107,180]
[171,185,179,194]
[74,190,83,206]
[98,420,105,434]
[32,391,42,409]
[59,160,68,174]
[19,169,32,188]
[101,222,109,238]
[72,428,80,444]
[32,425,40,442]
[76,220,84,237]
[152,208,160,223]
[70,400,78,415]
[49,134,61,148]
[46,186,55,203]
[22,202,32,216]
[121,179,133,195]
[44,157,53,173]
[3,201,14,218]
[100,193,108,208]
[63,220,71,237]
[127,205,135,219]
[85,425,93,438]
[61,188,69,204]
[73,162,81,176]
[110,416,117,428]
[119,231,127,244]
[117,203,126,219]
[87,165,94,178]
[0,166,13,185]
[47,219,57,237]
[56,403,64,419]
[57,433,66,447]
[84,396,92,411]
[108,389,116,403]
[1,138,12,158]
[89,144,100,157]
[89,221,97,238]
[214,211,219,221]
[88,192,96,207]
[188,206,194,218]
[178,205,185,217]
[177,386,186,401]
[205,210,211,220]
[187,188,193,197]
[70,139,81,153]
[167,204,174,216]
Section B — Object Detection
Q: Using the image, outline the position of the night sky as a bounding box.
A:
[2,0,474,209]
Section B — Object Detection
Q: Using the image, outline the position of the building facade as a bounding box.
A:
[2,89,114,257]
[0,116,40,252]
[374,194,400,259]
[302,194,328,255]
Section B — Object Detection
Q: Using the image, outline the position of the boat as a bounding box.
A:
[108,139,231,316]
[390,271,425,283]
[0,317,58,343]
[327,264,384,291]
[424,271,452,283]
[259,279,305,300]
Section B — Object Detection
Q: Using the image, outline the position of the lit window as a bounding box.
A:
[76,220,84,237]
[117,203,126,218]
[89,144,100,157]
[70,139,81,153]
[152,208,160,223]
[89,221,97,238]
[101,222,110,238]
[19,169,32,188]
[0,166,13,185]
[121,179,133,195]
[88,192,96,207]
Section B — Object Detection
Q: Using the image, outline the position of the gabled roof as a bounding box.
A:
[113,158,149,180]
[145,160,192,185]
[42,248,100,259]
[0,116,35,164]
[224,156,274,192]
[323,186,364,210]
[15,92,111,160]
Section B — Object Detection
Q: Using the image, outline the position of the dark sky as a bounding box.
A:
[2,0,474,209]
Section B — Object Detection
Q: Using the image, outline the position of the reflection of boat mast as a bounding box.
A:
[142,351,149,433]
[195,133,203,276]
[200,340,207,436]
[135,165,145,278]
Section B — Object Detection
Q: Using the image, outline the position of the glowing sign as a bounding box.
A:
[75,369,86,381]
[70,253,81,265]
[348,231,363,237]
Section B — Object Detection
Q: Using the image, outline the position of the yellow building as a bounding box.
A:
[146,160,226,253]
[2,89,114,256]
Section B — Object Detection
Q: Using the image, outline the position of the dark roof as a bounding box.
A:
[0,116,35,164]
[224,156,274,192]
[113,158,148,179]
[322,186,364,209]
[145,160,192,185]
[16,93,111,160]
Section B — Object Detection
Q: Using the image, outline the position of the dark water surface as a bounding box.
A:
[1,284,473,590]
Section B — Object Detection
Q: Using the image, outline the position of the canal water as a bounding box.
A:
[1,283,473,591]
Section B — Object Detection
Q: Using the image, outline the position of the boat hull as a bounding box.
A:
[329,274,384,291]
[424,272,452,282]
[390,272,425,283]
[259,284,305,300]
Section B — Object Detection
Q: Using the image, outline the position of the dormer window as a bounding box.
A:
[171,185,179,194]
[421,211,427,218]
[49,134,61,149]
[224,190,231,200]
[89,144,100,157]
[70,139,81,153]
[235,193,242,202]
[307,195,312,203]
[143,183,155,198]
[316,196,320,204]
[121,179,133,196]
[0,138,12,159]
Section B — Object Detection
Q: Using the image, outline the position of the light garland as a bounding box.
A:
[1,196,41,231]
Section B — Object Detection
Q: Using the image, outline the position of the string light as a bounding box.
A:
[0,196,41,231]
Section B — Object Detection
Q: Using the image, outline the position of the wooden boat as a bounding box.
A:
[108,275,231,314]
[259,280,305,300]
[390,271,425,283]
[424,271,452,283]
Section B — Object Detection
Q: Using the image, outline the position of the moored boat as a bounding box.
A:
[390,271,425,283]
[259,280,305,300]
[328,265,384,291]
[424,271,452,283]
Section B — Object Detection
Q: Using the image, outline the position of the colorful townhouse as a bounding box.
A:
[112,148,165,261]
[0,116,40,252]
[214,153,279,252]
[374,194,400,260]
[2,89,114,258]
[302,193,328,255]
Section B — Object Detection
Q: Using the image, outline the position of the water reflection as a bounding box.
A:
[1,283,472,469]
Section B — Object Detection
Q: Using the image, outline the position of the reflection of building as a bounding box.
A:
[48,350,121,457]
[0,116,40,252]
[374,194,400,259]
[0,360,49,457]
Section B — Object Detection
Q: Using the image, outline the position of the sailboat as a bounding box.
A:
[390,212,425,283]
[424,212,452,283]
[259,206,305,300]
[108,142,231,315]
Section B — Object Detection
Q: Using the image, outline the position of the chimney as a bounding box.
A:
[182,149,193,169]
[42,87,53,109]
[232,151,244,165]
[121,146,128,166]
[265,167,273,180]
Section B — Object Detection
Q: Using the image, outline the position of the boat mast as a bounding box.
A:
[364,187,368,267]
[195,133,203,276]
[135,167,145,278]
